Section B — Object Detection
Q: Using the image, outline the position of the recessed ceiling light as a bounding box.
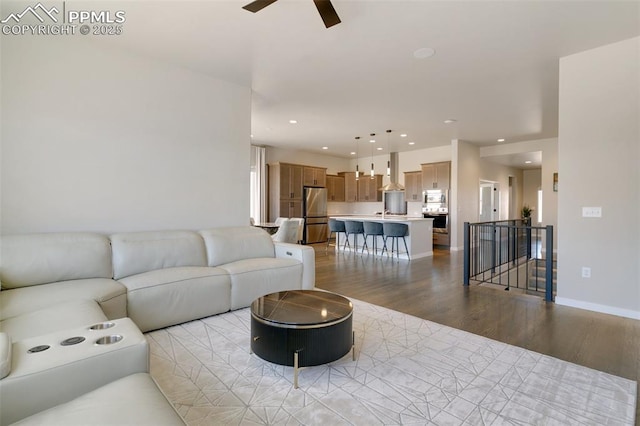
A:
[289,120,297,124]
[400,134,407,138]
[497,138,505,142]
[525,160,532,164]
[376,147,383,151]
[444,119,457,124]
[408,142,415,145]
[350,151,356,155]
[369,139,375,143]
[322,146,328,150]
[413,47,436,59]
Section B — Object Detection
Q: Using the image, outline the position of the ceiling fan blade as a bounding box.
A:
[313,0,341,28]
[242,0,278,13]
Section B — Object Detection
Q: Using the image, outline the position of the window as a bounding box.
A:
[537,189,543,223]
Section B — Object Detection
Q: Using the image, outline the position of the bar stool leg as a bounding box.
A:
[402,236,410,260]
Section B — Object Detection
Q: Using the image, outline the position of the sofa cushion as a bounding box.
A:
[0,299,107,342]
[200,226,275,266]
[0,278,127,321]
[0,233,112,289]
[111,231,207,280]
[119,266,231,332]
[219,258,303,310]
[11,373,185,426]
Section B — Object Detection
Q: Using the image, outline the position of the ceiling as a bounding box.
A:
[20,1,640,163]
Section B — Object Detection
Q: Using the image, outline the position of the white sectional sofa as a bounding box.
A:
[0,226,315,425]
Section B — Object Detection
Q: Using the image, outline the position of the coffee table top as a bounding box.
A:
[251,290,352,327]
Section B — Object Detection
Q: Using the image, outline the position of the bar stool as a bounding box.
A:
[382,222,410,260]
[326,218,346,252]
[363,221,385,255]
[344,221,366,253]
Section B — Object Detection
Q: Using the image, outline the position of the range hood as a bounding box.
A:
[380,152,405,191]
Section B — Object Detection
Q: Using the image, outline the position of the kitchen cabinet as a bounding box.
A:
[303,166,326,187]
[357,175,383,202]
[279,200,303,219]
[421,161,450,190]
[268,162,304,221]
[277,163,304,199]
[338,172,358,202]
[433,232,450,246]
[404,171,423,201]
[326,175,345,202]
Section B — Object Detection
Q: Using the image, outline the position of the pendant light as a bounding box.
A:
[354,136,360,180]
[370,133,375,179]
[386,129,392,177]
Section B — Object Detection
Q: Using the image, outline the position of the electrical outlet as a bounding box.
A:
[582,207,602,218]
[581,267,591,278]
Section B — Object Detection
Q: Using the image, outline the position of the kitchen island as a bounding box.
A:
[329,216,433,260]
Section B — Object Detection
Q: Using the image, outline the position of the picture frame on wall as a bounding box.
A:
[553,172,558,192]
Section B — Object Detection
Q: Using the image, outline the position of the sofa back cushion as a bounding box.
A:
[0,233,113,289]
[200,227,275,266]
[111,231,206,279]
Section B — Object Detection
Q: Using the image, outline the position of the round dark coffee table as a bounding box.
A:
[250,290,354,388]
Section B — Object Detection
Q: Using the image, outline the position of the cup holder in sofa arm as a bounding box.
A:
[89,322,116,330]
[95,335,123,345]
[0,332,11,379]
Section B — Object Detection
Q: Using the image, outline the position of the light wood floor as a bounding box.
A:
[313,244,640,422]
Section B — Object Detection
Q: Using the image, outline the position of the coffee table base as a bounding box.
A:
[292,332,355,388]
[250,314,355,389]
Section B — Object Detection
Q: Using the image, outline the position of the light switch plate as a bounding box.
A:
[582,207,602,218]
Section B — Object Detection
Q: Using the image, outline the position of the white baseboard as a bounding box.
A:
[555,297,640,320]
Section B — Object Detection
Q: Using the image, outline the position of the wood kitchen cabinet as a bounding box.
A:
[276,163,304,199]
[338,172,358,202]
[404,171,423,201]
[357,175,383,202]
[303,166,326,187]
[268,162,304,221]
[326,175,345,202]
[421,161,450,190]
[278,200,303,219]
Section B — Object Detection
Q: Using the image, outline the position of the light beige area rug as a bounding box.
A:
[147,299,637,425]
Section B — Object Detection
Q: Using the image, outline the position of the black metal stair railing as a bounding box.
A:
[463,220,555,302]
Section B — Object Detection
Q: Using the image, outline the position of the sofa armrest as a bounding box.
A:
[273,243,315,290]
[0,332,11,379]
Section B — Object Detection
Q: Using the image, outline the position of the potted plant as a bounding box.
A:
[521,204,532,225]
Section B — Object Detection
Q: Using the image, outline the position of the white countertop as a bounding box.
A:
[330,215,432,222]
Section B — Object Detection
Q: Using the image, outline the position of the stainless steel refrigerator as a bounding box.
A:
[303,187,328,244]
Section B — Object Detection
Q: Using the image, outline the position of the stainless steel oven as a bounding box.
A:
[423,213,448,231]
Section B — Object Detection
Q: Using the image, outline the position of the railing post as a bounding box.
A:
[545,225,554,302]
[511,220,517,265]
[491,223,496,274]
[526,218,532,259]
[463,222,470,286]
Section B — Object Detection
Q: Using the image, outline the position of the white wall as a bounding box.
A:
[1,37,251,234]
[451,140,481,250]
[522,169,542,223]
[479,161,524,221]
[556,37,640,319]
[398,145,452,179]
[266,147,350,174]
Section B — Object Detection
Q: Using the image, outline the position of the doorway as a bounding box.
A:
[479,181,499,222]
